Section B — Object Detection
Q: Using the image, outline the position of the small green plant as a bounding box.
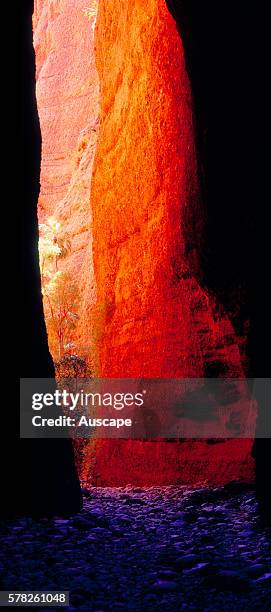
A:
[39,217,78,359]
[82,2,98,21]
[39,216,71,273]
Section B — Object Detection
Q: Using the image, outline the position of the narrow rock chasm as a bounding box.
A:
[23,0,269,501]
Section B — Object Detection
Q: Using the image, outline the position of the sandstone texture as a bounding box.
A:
[89,0,253,483]
[33,0,99,350]
[33,0,254,485]
[91,0,245,379]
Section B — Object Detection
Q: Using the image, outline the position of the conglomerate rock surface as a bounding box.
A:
[88,0,253,484]
[33,0,254,485]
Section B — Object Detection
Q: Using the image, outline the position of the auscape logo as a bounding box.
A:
[31,414,132,429]
[77,416,132,428]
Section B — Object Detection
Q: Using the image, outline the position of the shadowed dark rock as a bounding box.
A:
[2,0,82,517]
[166,0,270,521]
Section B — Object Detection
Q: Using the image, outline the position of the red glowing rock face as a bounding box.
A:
[89,0,253,484]
[91,0,244,379]
[34,0,254,485]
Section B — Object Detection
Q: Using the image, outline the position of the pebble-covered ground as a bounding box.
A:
[0,484,270,611]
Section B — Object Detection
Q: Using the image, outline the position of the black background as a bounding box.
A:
[10,1,270,515]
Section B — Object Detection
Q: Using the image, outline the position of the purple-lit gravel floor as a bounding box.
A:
[0,484,271,611]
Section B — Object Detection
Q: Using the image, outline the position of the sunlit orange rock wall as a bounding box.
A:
[33,0,98,350]
[89,0,253,484]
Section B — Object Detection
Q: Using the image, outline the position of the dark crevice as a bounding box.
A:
[166,1,270,515]
[2,0,82,517]
[166,1,251,332]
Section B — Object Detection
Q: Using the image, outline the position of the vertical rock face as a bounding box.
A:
[33,0,253,485]
[89,0,253,484]
[33,0,99,348]
[92,0,244,379]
